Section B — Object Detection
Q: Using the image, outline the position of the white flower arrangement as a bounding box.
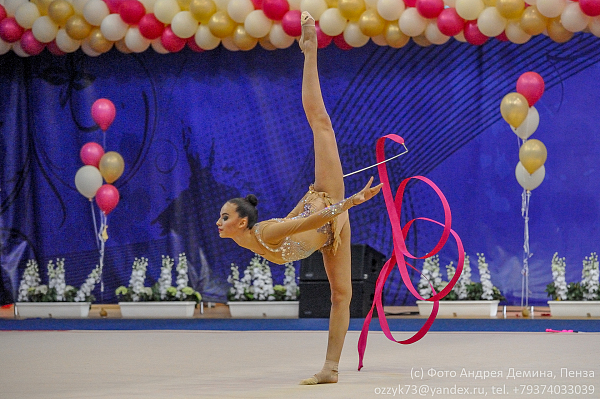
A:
[17,259,100,303]
[115,253,202,303]
[546,252,600,301]
[227,254,299,301]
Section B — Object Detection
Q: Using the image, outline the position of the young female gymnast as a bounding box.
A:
[216,11,383,385]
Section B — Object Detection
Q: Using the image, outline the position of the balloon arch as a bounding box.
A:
[0,0,599,56]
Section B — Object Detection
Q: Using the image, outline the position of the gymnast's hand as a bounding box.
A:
[352,177,384,206]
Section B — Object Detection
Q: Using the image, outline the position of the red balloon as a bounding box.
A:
[404,0,417,7]
[80,142,105,168]
[139,13,164,40]
[104,0,124,14]
[47,40,66,56]
[250,0,263,9]
[333,34,352,50]
[315,23,332,49]
[263,0,289,20]
[20,30,45,55]
[416,0,444,19]
[464,20,487,45]
[187,36,203,52]
[96,184,120,215]
[161,26,185,52]
[91,99,116,131]
[0,4,7,22]
[119,0,146,24]
[0,17,25,43]
[436,8,464,36]
[281,10,301,37]
[495,31,508,41]
[579,0,600,16]
[516,71,545,107]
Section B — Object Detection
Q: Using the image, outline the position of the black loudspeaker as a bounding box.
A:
[299,280,376,318]
[299,244,386,283]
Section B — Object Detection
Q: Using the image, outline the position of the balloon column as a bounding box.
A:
[500,71,545,309]
[74,98,125,299]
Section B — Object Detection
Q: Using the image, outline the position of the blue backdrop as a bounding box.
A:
[1,34,599,306]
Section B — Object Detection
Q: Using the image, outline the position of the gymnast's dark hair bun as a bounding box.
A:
[245,194,258,207]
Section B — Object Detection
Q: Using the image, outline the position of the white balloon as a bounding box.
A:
[364,0,378,8]
[72,0,89,14]
[561,2,590,32]
[227,0,255,23]
[505,21,531,43]
[269,23,295,48]
[12,40,30,57]
[343,22,369,47]
[536,0,566,18]
[425,21,450,44]
[139,0,157,12]
[511,106,539,140]
[151,37,169,53]
[32,16,59,43]
[195,24,220,49]
[153,0,181,24]
[15,2,40,30]
[318,8,347,36]
[213,0,229,11]
[75,166,104,199]
[4,0,26,16]
[455,0,484,21]
[453,30,466,42]
[288,0,301,9]
[0,38,11,55]
[125,27,151,52]
[221,35,240,51]
[515,162,545,191]
[477,7,506,37]
[245,10,272,38]
[589,17,600,37]
[101,14,129,41]
[56,28,81,52]
[83,0,110,26]
[115,39,132,53]
[399,8,426,37]
[299,0,328,20]
[377,0,405,21]
[171,11,198,38]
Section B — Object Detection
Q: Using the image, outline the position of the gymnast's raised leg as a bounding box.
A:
[298,11,353,386]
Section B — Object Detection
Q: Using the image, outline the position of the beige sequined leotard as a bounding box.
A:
[252,185,355,265]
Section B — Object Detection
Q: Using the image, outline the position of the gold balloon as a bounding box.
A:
[177,0,192,10]
[500,92,529,128]
[412,34,431,47]
[208,11,236,38]
[359,9,385,37]
[385,22,409,48]
[32,0,54,15]
[99,151,125,184]
[519,139,547,174]
[338,0,366,21]
[496,0,524,19]
[48,0,74,26]
[233,25,258,50]
[483,0,496,6]
[547,17,573,43]
[259,37,276,50]
[65,15,92,40]
[520,6,548,36]
[190,0,216,24]
[115,38,132,53]
[325,0,338,7]
[89,28,113,53]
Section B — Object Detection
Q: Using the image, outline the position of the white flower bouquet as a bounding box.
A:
[546,252,599,301]
[115,253,202,304]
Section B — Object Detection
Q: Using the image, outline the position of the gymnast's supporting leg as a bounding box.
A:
[299,11,353,385]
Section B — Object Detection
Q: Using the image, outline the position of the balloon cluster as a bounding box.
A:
[74,98,124,215]
[500,71,546,191]
[0,0,599,56]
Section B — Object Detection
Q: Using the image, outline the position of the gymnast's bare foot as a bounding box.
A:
[299,11,316,54]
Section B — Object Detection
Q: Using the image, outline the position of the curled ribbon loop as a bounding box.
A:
[357,134,464,371]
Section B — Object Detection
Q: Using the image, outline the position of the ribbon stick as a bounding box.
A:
[357,134,465,371]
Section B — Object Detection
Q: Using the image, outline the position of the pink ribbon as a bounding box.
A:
[357,134,464,371]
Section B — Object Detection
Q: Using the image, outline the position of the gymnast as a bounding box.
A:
[216,11,382,385]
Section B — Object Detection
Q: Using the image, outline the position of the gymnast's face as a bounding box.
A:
[216,202,247,238]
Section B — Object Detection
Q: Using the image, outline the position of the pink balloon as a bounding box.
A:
[281,10,301,37]
[496,31,508,41]
[20,30,45,55]
[119,0,146,24]
[250,0,263,9]
[161,26,185,52]
[404,0,417,7]
[436,8,464,36]
[187,36,203,52]
[80,142,105,168]
[416,0,444,19]
[0,17,25,43]
[516,72,545,107]
[47,40,66,56]
[104,0,124,14]
[315,23,332,49]
[91,99,116,131]
[0,4,6,22]
[263,0,289,20]
[96,184,120,215]
[333,34,352,50]
[464,20,487,45]
[579,0,600,17]
[139,13,164,40]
